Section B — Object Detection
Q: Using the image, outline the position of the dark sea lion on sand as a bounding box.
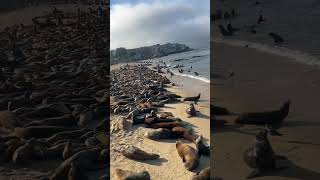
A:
[176,141,199,171]
[186,103,197,118]
[195,135,210,156]
[114,169,150,180]
[244,130,287,179]
[235,100,290,126]
[145,128,173,140]
[122,146,159,161]
[192,166,210,180]
[184,93,201,104]
[149,121,183,130]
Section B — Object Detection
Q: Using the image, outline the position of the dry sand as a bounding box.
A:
[110,64,210,180]
[212,42,320,180]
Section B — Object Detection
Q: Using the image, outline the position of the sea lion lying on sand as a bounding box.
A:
[149,122,183,130]
[176,141,199,171]
[145,128,173,140]
[235,100,290,126]
[192,166,210,180]
[15,126,75,139]
[114,169,150,180]
[184,93,201,104]
[243,130,287,179]
[122,146,159,161]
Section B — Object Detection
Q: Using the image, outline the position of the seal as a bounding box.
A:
[149,122,183,130]
[183,93,201,103]
[122,145,159,161]
[176,141,199,171]
[186,103,197,118]
[172,126,195,143]
[145,128,173,140]
[114,169,150,180]
[14,126,75,139]
[192,166,210,180]
[235,100,290,126]
[243,130,287,179]
[195,135,210,156]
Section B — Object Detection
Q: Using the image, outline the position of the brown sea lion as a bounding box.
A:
[172,126,195,143]
[235,100,290,126]
[176,141,199,171]
[149,122,183,130]
[114,169,150,180]
[122,146,159,161]
[243,130,287,179]
[192,166,210,180]
[145,128,173,140]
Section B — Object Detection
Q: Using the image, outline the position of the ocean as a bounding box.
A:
[212,0,320,66]
[150,48,210,83]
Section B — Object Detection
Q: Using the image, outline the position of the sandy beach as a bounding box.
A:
[110,64,210,180]
[212,42,320,179]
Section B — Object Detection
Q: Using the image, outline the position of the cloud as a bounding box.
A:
[110,0,210,49]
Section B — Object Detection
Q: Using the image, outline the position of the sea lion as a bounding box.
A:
[186,103,197,118]
[0,111,21,132]
[149,121,183,130]
[122,146,159,161]
[172,126,195,143]
[243,130,287,179]
[12,138,46,164]
[176,141,199,170]
[192,166,210,180]
[114,169,150,180]
[184,93,201,104]
[145,128,173,140]
[195,135,210,156]
[235,100,290,126]
[25,114,77,126]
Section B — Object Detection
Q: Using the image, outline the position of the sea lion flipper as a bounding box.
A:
[246,169,261,179]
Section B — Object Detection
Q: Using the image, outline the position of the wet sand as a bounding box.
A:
[110,64,210,180]
[212,42,320,179]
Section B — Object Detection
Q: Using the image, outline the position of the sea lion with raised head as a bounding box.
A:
[186,103,197,118]
[114,169,150,180]
[145,128,173,140]
[195,135,210,156]
[235,100,290,126]
[243,130,287,179]
[176,141,199,171]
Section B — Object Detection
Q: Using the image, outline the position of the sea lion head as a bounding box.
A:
[255,129,268,142]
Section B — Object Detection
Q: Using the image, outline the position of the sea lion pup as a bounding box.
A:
[192,166,210,180]
[176,141,199,171]
[149,121,183,130]
[269,32,284,44]
[122,145,159,161]
[186,103,197,118]
[195,135,210,156]
[145,128,173,140]
[114,169,150,180]
[235,100,290,126]
[184,93,201,104]
[244,130,287,179]
[212,105,230,115]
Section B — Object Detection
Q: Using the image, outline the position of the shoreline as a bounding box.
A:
[110,64,210,180]
[212,42,320,179]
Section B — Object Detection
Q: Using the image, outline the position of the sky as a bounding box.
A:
[110,0,210,50]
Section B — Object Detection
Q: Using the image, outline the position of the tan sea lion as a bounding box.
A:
[172,126,195,143]
[122,146,159,161]
[176,141,199,171]
[114,169,150,180]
